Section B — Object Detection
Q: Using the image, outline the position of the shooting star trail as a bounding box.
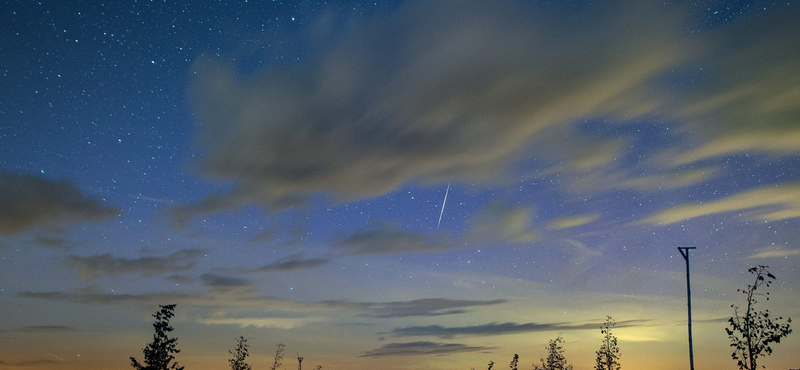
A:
[437,182,450,230]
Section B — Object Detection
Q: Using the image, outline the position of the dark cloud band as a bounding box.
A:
[0,171,117,234]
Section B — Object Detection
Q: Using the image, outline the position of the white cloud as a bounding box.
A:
[199,316,325,329]
[639,182,800,225]
[747,246,800,259]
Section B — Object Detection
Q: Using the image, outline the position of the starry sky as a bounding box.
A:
[1,0,799,369]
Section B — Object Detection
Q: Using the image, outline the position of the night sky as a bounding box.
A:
[2,1,799,369]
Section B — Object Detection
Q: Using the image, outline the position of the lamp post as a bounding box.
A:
[297,356,303,370]
[678,247,696,370]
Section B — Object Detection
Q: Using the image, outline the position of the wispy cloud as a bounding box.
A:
[618,167,720,191]
[567,139,628,171]
[0,359,60,368]
[639,182,800,225]
[672,131,800,166]
[249,229,276,244]
[167,0,800,226]
[175,1,688,221]
[665,9,800,165]
[0,171,117,234]
[64,249,207,280]
[358,298,506,318]
[361,341,492,358]
[695,317,730,325]
[16,286,345,313]
[747,246,800,259]
[16,287,504,322]
[388,319,650,339]
[200,273,253,293]
[464,201,538,244]
[336,222,451,255]
[167,274,194,285]
[547,214,599,230]
[250,253,331,272]
[9,325,77,333]
[32,235,70,250]
[199,316,325,329]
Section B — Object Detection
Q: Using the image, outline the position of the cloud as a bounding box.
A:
[747,246,800,259]
[10,325,77,333]
[200,273,253,293]
[177,1,688,220]
[464,201,538,244]
[0,171,117,234]
[64,249,207,280]
[249,229,276,244]
[360,341,492,358]
[167,274,194,285]
[358,298,506,318]
[548,8,800,192]
[547,214,599,230]
[199,316,325,329]
[562,239,603,266]
[672,131,800,166]
[639,182,800,225]
[16,286,345,313]
[663,7,800,165]
[16,286,503,322]
[695,317,731,325]
[251,253,331,272]
[567,139,628,171]
[0,359,60,368]
[617,167,720,191]
[32,235,70,250]
[336,222,451,256]
[390,322,584,339]
[388,319,650,339]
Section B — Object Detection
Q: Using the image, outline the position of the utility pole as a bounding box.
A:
[678,247,696,370]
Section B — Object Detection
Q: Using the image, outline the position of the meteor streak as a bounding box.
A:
[437,182,450,230]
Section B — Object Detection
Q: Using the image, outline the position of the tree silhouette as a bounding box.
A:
[726,265,792,370]
[532,336,573,370]
[229,336,251,370]
[130,304,184,370]
[595,316,621,370]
